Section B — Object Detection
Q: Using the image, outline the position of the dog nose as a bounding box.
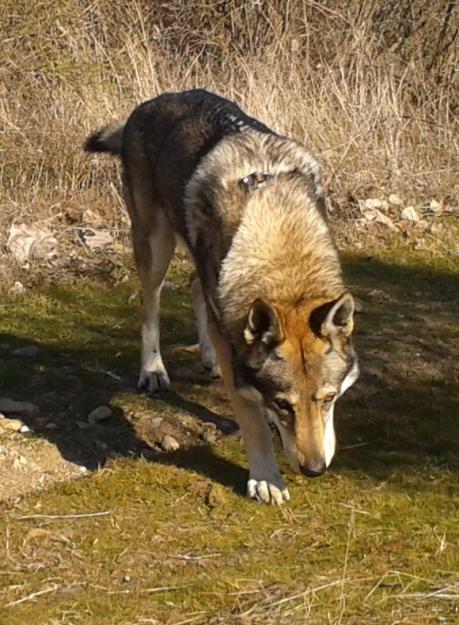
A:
[300,461,326,478]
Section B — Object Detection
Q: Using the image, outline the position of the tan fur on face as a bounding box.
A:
[271,300,350,468]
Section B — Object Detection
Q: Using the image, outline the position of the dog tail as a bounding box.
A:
[84,122,125,156]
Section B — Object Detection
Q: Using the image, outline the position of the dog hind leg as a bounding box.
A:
[126,182,175,394]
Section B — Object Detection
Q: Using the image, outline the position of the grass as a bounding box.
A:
[0,244,458,624]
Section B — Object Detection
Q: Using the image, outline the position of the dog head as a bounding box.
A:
[236,293,359,476]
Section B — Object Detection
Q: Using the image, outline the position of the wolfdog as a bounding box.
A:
[85,89,359,504]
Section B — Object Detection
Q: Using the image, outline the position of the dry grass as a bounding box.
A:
[0,0,457,256]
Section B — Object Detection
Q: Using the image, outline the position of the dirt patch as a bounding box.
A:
[0,434,85,501]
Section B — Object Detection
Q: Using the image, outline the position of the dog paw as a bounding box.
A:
[138,368,170,394]
[200,346,220,379]
[247,478,290,505]
[203,362,221,379]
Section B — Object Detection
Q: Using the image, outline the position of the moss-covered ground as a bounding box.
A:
[0,243,458,624]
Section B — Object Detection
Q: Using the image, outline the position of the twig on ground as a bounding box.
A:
[394,583,459,601]
[16,511,111,521]
[172,615,208,625]
[4,584,59,608]
[170,553,222,562]
[89,584,182,595]
[337,508,355,624]
[364,570,434,603]
[5,522,10,559]
[339,503,374,516]
[340,441,370,450]
[267,580,341,609]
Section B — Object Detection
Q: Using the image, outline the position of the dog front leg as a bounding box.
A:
[207,321,290,505]
[232,390,290,504]
[190,278,220,378]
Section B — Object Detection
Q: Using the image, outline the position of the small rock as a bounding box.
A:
[364,198,385,210]
[87,406,112,425]
[13,454,27,469]
[427,223,444,235]
[401,206,420,222]
[78,228,114,251]
[361,207,396,230]
[95,440,108,450]
[78,465,88,473]
[218,419,238,434]
[76,420,91,430]
[201,430,217,444]
[12,345,39,358]
[0,399,39,419]
[19,424,31,434]
[161,434,180,452]
[150,416,164,428]
[2,418,25,432]
[429,199,441,211]
[181,343,200,353]
[176,414,192,426]
[388,193,403,206]
[9,281,26,296]
[44,422,59,430]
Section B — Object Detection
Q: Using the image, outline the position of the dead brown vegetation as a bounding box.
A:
[0,0,457,272]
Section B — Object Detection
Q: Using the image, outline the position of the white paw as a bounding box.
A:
[247,478,290,505]
[138,368,170,394]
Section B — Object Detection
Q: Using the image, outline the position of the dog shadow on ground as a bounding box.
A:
[0,252,458,496]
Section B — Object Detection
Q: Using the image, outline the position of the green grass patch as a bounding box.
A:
[0,246,458,623]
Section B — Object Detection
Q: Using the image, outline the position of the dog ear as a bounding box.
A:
[310,293,355,338]
[244,299,283,346]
